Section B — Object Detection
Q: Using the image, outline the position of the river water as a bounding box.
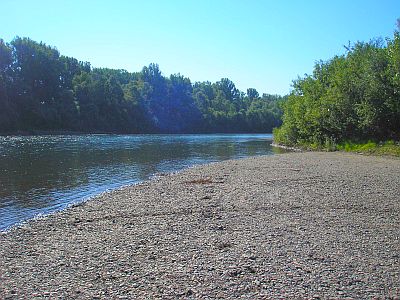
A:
[0,134,286,231]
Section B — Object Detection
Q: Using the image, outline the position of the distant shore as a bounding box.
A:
[0,131,273,137]
[1,152,399,298]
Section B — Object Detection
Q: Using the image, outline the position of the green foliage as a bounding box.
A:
[275,31,400,149]
[193,81,284,133]
[0,37,283,134]
[0,39,14,130]
[336,140,400,156]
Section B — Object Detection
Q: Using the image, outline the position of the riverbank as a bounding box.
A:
[1,152,399,299]
[273,140,400,157]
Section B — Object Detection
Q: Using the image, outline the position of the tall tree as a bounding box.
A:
[0,39,15,130]
[0,36,284,134]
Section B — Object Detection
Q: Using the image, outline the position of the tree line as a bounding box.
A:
[274,30,400,148]
[0,37,284,134]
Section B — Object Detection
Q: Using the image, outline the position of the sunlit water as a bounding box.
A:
[0,134,287,231]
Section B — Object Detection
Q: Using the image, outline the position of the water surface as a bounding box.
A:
[0,134,286,231]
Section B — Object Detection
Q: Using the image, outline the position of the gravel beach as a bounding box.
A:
[1,152,399,299]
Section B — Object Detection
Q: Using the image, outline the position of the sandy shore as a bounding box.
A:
[1,152,399,299]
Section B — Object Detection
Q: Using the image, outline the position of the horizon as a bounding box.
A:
[1,0,399,95]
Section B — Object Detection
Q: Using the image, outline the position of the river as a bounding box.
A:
[0,134,287,231]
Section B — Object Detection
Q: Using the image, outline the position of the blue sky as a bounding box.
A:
[1,0,398,95]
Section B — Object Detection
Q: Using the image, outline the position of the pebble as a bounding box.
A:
[0,152,399,299]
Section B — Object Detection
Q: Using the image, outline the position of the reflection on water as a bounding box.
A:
[0,134,288,230]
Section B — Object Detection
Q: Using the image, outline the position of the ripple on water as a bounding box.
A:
[0,133,288,231]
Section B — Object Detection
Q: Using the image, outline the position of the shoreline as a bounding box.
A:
[0,169,184,235]
[1,152,399,298]
[271,142,303,152]
[0,157,262,234]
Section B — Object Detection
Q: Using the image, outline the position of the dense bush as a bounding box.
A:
[274,31,400,147]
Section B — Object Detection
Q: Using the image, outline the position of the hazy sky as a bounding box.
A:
[1,0,398,95]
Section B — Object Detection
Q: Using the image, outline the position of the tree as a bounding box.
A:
[0,39,15,130]
[274,31,400,147]
[0,36,284,134]
[247,88,259,100]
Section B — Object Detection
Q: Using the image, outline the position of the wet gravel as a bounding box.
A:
[1,152,399,299]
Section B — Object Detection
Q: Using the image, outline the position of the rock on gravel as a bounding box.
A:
[0,152,399,299]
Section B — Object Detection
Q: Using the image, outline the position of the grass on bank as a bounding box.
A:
[274,137,400,157]
[336,140,400,156]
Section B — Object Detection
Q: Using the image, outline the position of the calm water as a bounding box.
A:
[0,134,286,231]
